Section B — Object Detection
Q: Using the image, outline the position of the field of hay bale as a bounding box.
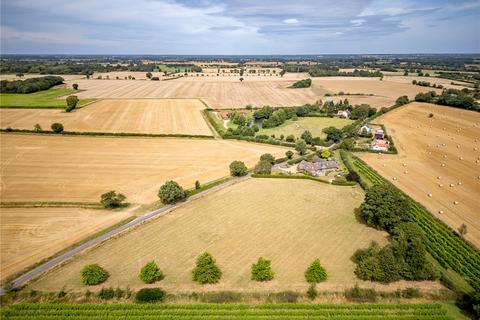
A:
[359,102,480,248]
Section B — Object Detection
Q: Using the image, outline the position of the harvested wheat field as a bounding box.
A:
[66,79,321,108]
[383,75,471,89]
[314,77,442,109]
[0,134,288,204]
[28,178,431,293]
[0,99,212,136]
[359,102,480,248]
[0,207,132,282]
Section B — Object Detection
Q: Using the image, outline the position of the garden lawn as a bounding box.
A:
[259,116,353,139]
[0,88,95,108]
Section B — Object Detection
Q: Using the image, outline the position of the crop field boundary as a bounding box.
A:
[340,150,480,293]
[0,129,214,139]
[0,201,104,209]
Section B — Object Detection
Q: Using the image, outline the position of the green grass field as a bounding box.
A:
[0,88,95,108]
[259,117,353,139]
[0,303,459,320]
[157,64,193,73]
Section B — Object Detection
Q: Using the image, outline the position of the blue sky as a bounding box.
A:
[1,0,479,54]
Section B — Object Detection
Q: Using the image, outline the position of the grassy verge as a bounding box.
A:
[0,129,214,139]
[252,173,355,186]
[0,88,95,108]
[186,177,232,197]
[0,201,104,209]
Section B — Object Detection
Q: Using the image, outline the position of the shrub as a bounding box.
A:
[81,264,109,285]
[395,95,409,106]
[254,160,272,175]
[98,287,115,300]
[33,123,42,132]
[346,171,360,182]
[229,160,247,177]
[100,191,127,209]
[305,259,328,283]
[151,77,160,81]
[114,287,125,298]
[286,150,294,159]
[195,180,201,190]
[291,78,312,88]
[139,261,164,284]
[66,95,79,112]
[320,149,331,159]
[135,288,166,303]
[345,285,377,302]
[260,153,275,164]
[158,181,187,204]
[192,252,222,284]
[251,257,274,281]
[51,122,64,133]
[307,285,318,300]
[72,83,79,90]
[284,135,295,142]
[402,287,421,298]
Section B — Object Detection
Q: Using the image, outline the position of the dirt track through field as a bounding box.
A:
[359,102,480,248]
[0,207,132,281]
[0,99,212,136]
[0,134,288,205]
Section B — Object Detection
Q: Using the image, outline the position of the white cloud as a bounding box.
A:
[350,19,366,26]
[283,18,299,24]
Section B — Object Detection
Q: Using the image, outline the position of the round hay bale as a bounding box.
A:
[437,176,441,179]
[454,201,459,205]
[403,163,407,167]
[457,145,460,148]
[438,184,443,187]
[404,170,408,174]
[458,182,462,185]
[439,210,444,214]
[442,143,446,146]
[441,163,446,167]
[449,183,454,187]
[443,155,447,158]
[428,193,433,197]
[459,157,463,160]
[393,177,397,181]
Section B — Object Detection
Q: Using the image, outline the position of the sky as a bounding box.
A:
[1,0,479,54]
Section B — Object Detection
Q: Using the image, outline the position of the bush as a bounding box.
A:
[65,95,79,112]
[195,180,201,190]
[158,181,187,204]
[260,153,275,164]
[72,83,79,90]
[81,264,109,285]
[98,287,115,300]
[402,287,421,298]
[307,285,318,300]
[345,285,377,302]
[395,95,409,106]
[304,259,328,283]
[229,160,248,177]
[192,252,222,284]
[286,150,294,159]
[286,135,295,142]
[100,191,127,209]
[150,77,160,81]
[251,257,274,281]
[346,171,360,182]
[139,261,164,284]
[135,288,166,303]
[254,160,272,175]
[51,122,64,133]
[291,78,312,88]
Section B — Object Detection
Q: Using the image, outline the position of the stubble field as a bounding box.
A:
[28,178,408,293]
[0,134,288,205]
[0,207,133,282]
[359,102,480,248]
[65,76,437,109]
[0,99,213,136]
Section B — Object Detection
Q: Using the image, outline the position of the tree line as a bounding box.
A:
[0,76,64,93]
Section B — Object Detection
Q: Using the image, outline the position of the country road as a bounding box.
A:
[0,174,251,295]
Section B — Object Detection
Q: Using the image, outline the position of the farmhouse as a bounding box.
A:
[371,139,389,151]
[359,124,371,135]
[373,129,385,139]
[337,110,350,118]
[297,158,339,176]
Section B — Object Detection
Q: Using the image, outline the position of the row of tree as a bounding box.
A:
[0,76,64,93]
